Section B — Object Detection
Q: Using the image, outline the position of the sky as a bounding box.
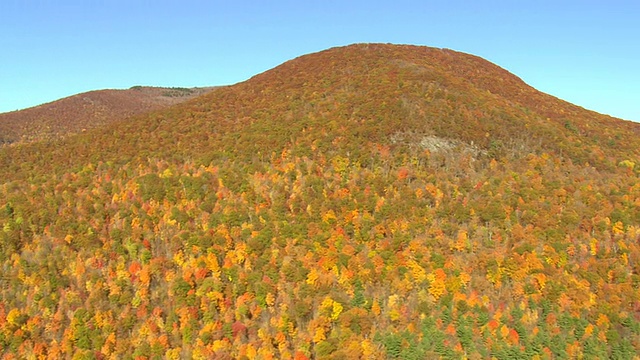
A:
[1,1,638,121]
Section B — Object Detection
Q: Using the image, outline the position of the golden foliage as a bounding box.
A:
[0,43,639,359]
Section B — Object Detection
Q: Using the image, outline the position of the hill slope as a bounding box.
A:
[0,44,639,359]
[0,86,216,144]
[5,43,637,175]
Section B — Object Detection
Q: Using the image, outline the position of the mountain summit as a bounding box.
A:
[0,44,639,359]
[62,45,640,166]
[2,44,638,171]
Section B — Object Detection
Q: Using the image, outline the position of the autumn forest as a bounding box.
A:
[0,44,639,359]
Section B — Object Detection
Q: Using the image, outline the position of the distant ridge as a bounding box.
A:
[0,86,216,144]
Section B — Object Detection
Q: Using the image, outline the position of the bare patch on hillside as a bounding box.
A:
[390,132,484,157]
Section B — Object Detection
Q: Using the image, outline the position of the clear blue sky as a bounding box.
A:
[1,1,638,121]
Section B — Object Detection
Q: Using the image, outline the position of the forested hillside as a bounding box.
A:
[1,44,639,359]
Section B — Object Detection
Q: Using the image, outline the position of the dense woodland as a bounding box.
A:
[0,44,639,359]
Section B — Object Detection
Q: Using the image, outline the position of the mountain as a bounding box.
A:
[0,44,639,359]
[0,86,216,144]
